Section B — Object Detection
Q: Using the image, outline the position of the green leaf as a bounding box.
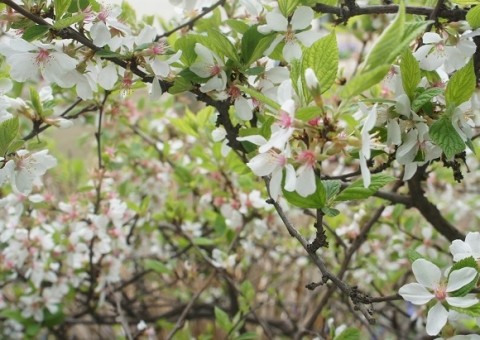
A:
[0,117,19,156]
[175,35,199,66]
[411,88,443,112]
[53,13,85,29]
[278,0,300,16]
[449,257,478,297]
[95,49,124,59]
[144,259,170,274]
[29,86,43,116]
[449,304,480,317]
[445,60,476,106]
[341,65,391,99]
[283,178,326,209]
[467,5,480,29]
[226,19,250,34]
[234,332,258,340]
[322,207,340,217]
[430,112,465,159]
[68,0,89,12]
[54,0,72,19]
[237,85,281,111]
[193,237,215,246]
[302,31,338,94]
[241,27,277,66]
[335,174,395,201]
[323,180,341,201]
[400,49,420,100]
[334,327,360,340]
[407,249,423,263]
[363,2,405,72]
[168,77,193,94]
[22,25,50,42]
[214,307,232,332]
[296,107,321,121]
[452,0,480,5]
[203,29,239,64]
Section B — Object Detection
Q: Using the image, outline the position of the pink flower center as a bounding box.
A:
[227,85,241,100]
[434,284,447,301]
[277,153,287,167]
[150,41,167,55]
[297,150,316,167]
[278,111,292,129]
[210,64,222,76]
[98,9,110,22]
[35,49,50,65]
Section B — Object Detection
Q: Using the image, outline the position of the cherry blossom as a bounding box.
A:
[399,259,478,335]
[450,232,480,262]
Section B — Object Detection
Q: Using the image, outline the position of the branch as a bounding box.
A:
[313,3,466,22]
[408,165,465,242]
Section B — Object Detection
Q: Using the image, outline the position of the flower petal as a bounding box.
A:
[446,267,477,292]
[398,283,434,305]
[446,295,479,308]
[291,6,314,30]
[412,259,441,289]
[426,302,448,336]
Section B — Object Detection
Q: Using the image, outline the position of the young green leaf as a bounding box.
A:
[283,179,326,209]
[411,87,442,112]
[363,2,405,72]
[52,13,85,29]
[334,327,360,340]
[54,0,72,19]
[445,59,476,106]
[429,113,465,159]
[144,259,170,274]
[237,85,281,111]
[407,249,424,263]
[335,174,396,201]
[400,49,420,100]
[467,5,480,29]
[341,65,391,99]
[215,307,233,332]
[22,25,50,42]
[278,0,300,17]
[0,117,20,156]
[302,31,338,94]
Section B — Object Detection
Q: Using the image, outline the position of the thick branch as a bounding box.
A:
[408,165,464,242]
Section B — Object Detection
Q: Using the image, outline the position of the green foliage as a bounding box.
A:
[54,0,72,19]
[449,304,480,317]
[334,327,360,340]
[430,108,465,160]
[53,13,85,30]
[144,259,171,274]
[0,117,19,157]
[335,174,396,201]
[341,65,390,99]
[241,26,277,66]
[407,249,423,263]
[400,49,420,100]
[237,85,281,111]
[278,0,300,16]
[283,178,326,208]
[467,5,480,29]
[445,60,476,106]
[22,25,50,42]
[302,31,338,94]
[449,257,479,297]
[363,2,405,72]
[214,306,233,332]
[411,88,442,112]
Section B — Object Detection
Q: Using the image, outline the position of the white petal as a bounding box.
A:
[291,6,314,30]
[396,94,411,117]
[295,30,320,47]
[98,64,118,90]
[412,259,441,289]
[398,283,435,305]
[465,232,480,255]
[359,152,371,188]
[90,22,111,47]
[402,163,418,181]
[423,32,443,44]
[150,78,163,100]
[283,41,302,62]
[284,164,296,192]
[426,302,448,336]
[446,295,479,308]
[265,11,288,32]
[151,59,170,77]
[269,168,282,199]
[277,80,293,105]
[237,135,267,146]
[194,43,215,65]
[234,97,253,121]
[446,267,478,292]
[387,119,401,145]
[295,165,316,197]
[247,153,278,176]
[450,239,472,262]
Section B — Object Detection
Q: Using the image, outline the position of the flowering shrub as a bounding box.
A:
[0,0,479,338]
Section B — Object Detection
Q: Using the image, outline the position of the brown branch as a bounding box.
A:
[408,165,464,242]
